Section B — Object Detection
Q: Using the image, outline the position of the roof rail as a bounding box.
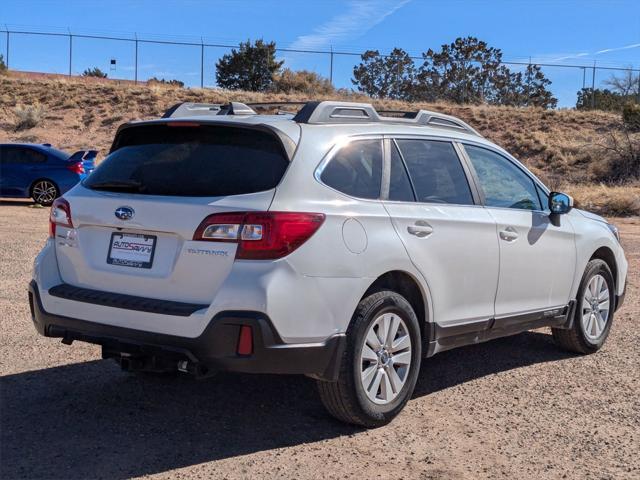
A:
[162,100,481,136]
[293,101,481,136]
[162,102,257,118]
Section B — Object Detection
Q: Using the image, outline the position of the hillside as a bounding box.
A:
[1,74,638,215]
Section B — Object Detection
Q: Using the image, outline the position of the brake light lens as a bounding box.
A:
[67,162,85,175]
[193,211,325,260]
[49,198,73,238]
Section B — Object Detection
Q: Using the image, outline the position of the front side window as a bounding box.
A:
[320,139,382,199]
[464,145,542,211]
[395,139,474,205]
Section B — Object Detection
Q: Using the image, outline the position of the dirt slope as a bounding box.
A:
[1,74,638,214]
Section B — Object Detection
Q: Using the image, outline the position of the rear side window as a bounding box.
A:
[388,142,415,202]
[0,147,47,164]
[396,139,474,205]
[84,125,289,197]
[320,139,382,199]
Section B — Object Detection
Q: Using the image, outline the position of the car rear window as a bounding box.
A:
[84,124,290,197]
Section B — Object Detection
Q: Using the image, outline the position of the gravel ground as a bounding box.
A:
[0,200,638,480]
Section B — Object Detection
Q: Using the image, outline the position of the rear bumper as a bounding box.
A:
[28,280,345,381]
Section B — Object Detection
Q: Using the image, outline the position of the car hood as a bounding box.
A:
[576,208,607,224]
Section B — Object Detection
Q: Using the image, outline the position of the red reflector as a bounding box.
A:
[237,325,253,355]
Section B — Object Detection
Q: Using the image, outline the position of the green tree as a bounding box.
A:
[216,39,283,91]
[522,64,558,109]
[352,48,416,100]
[0,54,7,74]
[576,88,629,111]
[82,67,107,78]
[416,37,503,104]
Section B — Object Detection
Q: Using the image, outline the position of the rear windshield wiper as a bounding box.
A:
[87,180,145,192]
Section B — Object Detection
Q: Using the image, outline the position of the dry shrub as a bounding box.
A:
[623,103,640,132]
[588,131,640,183]
[568,183,640,216]
[271,69,335,95]
[14,103,45,130]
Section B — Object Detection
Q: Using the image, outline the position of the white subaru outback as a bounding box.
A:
[29,101,628,427]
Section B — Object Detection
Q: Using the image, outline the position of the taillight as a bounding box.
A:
[49,198,73,238]
[193,211,325,260]
[67,162,85,174]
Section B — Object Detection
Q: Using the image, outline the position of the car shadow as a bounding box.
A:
[0,199,40,207]
[1,331,573,479]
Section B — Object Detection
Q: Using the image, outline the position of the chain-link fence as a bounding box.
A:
[1,27,639,109]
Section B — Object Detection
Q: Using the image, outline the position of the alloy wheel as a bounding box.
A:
[32,181,57,205]
[359,312,412,405]
[581,274,610,341]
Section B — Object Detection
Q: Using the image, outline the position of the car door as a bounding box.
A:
[461,143,576,319]
[0,146,29,196]
[381,137,500,335]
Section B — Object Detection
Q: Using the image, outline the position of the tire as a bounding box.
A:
[30,179,59,206]
[317,290,422,427]
[552,259,615,354]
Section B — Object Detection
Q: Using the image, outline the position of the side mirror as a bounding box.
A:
[549,191,573,215]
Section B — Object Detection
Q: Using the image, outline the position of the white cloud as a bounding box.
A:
[529,42,640,64]
[288,0,410,52]
[595,43,640,55]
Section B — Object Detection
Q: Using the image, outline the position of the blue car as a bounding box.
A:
[0,144,96,205]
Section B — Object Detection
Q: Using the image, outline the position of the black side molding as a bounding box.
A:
[48,283,208,317]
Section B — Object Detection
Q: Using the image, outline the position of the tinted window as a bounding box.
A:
[1,147,46,164]
[396,139,473,205]
[464,145,542,210]
[84,125,289,197]
[321,140,382,199]
[388,142,415,202]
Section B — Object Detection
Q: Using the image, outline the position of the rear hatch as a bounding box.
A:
[54,122,292,304]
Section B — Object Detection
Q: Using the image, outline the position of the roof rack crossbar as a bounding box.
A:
[162,102,257,118]
[292,101,481,136]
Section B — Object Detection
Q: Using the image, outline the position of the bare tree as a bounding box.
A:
[604,69,640,97]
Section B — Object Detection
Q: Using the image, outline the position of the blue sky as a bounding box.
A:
[1,0,639,107]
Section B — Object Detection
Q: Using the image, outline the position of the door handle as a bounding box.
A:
[407,221,433,238]
[499,226,519,241]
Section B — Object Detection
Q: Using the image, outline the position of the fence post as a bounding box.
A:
[134,33,138,84]
[5,28,8,68]
[200,38,204,88]
[68,30,72,76]
[591,61,596,109]
[329,45,334,86]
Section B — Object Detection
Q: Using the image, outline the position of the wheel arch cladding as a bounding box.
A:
[362,270,427,342]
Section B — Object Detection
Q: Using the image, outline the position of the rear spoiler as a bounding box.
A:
[68,150,98,162]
